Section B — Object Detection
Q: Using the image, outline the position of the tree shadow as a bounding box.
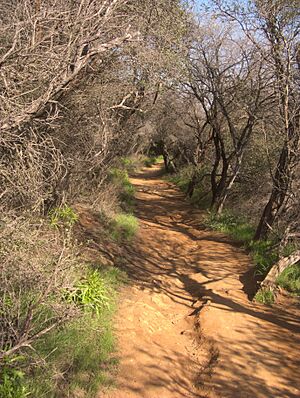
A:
[79,165,300,398]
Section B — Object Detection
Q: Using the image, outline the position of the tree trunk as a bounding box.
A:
[186,172,197,198]
[254,142,291,240]
[259,250,300,291]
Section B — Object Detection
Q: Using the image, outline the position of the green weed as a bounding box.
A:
[0,364,29,398]
[65,270,111,315]
[276,263,300,294]
[49,204,78,229]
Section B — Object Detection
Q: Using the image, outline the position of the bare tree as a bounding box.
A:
[213,0,300,239]
[187,22,269,213]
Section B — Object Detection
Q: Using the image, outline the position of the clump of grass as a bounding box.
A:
[27,266,125,398]
[254,288,275,305]
[65,270,111,315]
[110,213,138,241]
[119,157,137,173]
[277,263,300,294]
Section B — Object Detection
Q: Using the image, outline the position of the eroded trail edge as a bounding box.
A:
[102,164,300,398]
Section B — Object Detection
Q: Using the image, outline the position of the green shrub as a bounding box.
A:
[254,288,275,305]
[49,204,78,229]
[0,365,29,398]
[111,213,138,241]
[277,263,300,294]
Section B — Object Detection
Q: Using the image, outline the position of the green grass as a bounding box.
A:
[277,263,300,294]
[206,211,255,243]
[254,288,275,305]
[103,165,139,242]
[119,157,138,173]
[26,266,125,398]
[110,213,138,241]
[248,239,278,277]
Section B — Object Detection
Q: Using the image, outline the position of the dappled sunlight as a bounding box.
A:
[100,164,300,398]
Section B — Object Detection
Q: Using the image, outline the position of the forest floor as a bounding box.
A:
[100,163,300,398]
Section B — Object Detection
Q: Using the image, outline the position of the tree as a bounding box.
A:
[214,0,300,239]
[187,22,269,213]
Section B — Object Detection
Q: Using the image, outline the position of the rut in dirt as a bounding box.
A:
[101,164,300,398]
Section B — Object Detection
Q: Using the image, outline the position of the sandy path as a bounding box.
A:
[101,164,300,398]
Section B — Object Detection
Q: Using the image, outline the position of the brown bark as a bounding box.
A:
[259,250,300,290]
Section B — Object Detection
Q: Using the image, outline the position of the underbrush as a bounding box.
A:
[27,266,125,398]
[0,203,127,397]
[109,167,135,211]
[0,210,80,398]
[169,166,211,209]
[103,161,139,241]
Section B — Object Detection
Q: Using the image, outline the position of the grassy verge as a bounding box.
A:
[110,213,138,241]
[203,211,300,304]
[26,266,126,398]
[205,211,278,277]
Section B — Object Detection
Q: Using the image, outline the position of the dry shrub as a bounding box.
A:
[0,128,67,213]
[92,183,120,220]
[0,210,80,362]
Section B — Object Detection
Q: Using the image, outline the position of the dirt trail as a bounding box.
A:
[101,164,300,398]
